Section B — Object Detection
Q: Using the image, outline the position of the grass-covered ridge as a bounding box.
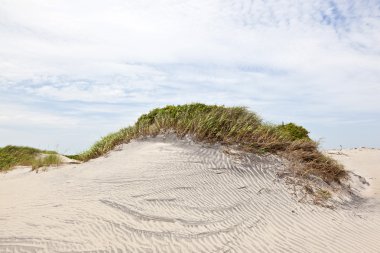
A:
[79,103,346,183]
[0,146,61,171]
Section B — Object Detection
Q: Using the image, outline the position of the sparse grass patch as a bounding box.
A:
[77,103,346,183]
[79,127,135,161]
[316,189,332,200]
[313,189,333,207]
[32,154,62,171]
[0,146,59,171]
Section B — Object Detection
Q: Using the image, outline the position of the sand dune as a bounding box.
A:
[1,136,380,252]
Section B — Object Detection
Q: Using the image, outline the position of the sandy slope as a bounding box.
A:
[0,137,379,252]
[327,148,380,201]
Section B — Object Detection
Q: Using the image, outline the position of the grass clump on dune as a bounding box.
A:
[0,146,61,171]
[78,103,346,183]
[32,154,62,171]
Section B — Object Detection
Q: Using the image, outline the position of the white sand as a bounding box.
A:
[327,148,380,201]
[1,137,380,252]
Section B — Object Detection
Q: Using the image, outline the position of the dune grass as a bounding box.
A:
[78,103,346,183]
[0,146,61,171]
[31,154,62,171]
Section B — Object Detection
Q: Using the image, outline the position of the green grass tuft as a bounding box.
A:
[77,103,346,183]
[0,146,59,171]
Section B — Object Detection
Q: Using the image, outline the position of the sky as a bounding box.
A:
[1,0,380,154]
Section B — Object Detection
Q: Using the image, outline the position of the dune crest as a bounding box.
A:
[1,136,379,252]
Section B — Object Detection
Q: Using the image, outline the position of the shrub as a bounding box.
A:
[276,123,309,140]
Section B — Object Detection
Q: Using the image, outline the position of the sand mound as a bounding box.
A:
[1,136,379,252]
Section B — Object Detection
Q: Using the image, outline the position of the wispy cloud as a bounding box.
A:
[1,0,380,151]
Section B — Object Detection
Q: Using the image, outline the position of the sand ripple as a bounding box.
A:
[1,137,379,252]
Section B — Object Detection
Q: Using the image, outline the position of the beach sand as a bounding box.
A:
[327,148,380,201]
[1,136,379,252]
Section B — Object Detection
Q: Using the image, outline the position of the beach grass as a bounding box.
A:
[78,103,346,183]
[31,154,62,171]
[0,146,61,171]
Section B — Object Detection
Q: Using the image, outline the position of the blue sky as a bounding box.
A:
[1,0,380,153]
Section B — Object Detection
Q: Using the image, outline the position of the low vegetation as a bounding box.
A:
[31,154,62,171]
[276,123,309,141]
[0,146,61,171]
[316,189,332,200]
[78,103,346,183]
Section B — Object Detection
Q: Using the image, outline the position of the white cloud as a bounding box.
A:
[0,102,78,128]
[0,0,380,150]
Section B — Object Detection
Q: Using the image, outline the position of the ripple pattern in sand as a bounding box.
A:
[1,136,380,252]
